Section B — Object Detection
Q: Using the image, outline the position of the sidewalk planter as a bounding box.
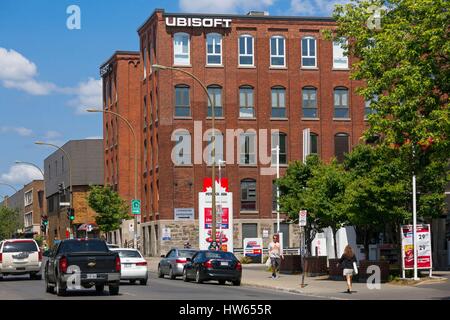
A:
[280,255,302,274]
[357,260,390,283]
[328,258,343,280]
[303,256,328,277]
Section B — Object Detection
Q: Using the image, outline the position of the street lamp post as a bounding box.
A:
[0,182,18,193]
[218,160,226,249]
[35,141,73,238]
[152,64,218,244]
[271,145,280,233]
[14,161,44,178]
[86,109,139,249]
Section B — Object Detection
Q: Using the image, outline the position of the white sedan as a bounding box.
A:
[110,248,148,285]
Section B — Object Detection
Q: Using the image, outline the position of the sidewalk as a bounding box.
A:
[145,257,449,300]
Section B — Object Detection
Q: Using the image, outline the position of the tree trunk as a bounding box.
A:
[364,227,370,261]
[332,226,338,259]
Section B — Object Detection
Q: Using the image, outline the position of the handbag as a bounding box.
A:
[265,257,272,267]
[353,261,358,275]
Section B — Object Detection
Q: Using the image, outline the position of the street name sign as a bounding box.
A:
[132,199,141,215]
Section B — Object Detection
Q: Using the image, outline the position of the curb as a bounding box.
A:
[241,281,347,300]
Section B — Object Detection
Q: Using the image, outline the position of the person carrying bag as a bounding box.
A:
[337,245,358,294]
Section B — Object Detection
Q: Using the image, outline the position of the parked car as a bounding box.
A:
[109,248,148,285]
[44,239,121,296]
[182,250,242,286]
[158,248,197,279]
[0,239,42,280]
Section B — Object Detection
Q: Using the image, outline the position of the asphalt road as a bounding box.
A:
[0,271,326,300]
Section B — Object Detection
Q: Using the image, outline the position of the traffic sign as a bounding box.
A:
[299,210,307,227]
[132,199,141,215]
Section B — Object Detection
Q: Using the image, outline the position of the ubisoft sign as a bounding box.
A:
[165,17,232,28]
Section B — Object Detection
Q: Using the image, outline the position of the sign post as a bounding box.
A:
[401,224,432,279]
[299,210,307,288]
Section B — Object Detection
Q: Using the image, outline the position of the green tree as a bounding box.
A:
[87,185,131,234]
[0,206,21,240]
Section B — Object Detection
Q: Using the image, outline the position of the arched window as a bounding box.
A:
[334,87,349,118]
[238,34,254,66]
[271,86,286,118]
[206,33,222,65]
[334,133,349,162]
[204,130,224,165]
[271,132,287,164]
[173,32,190,65]
[302,87,318,118]
[239,131,257,165]
[270,36,285,67]
[207,85,223,117]
[301,36,317,67]
[174,85,190,117]
[241,179,257,211]
[172,130,192,165]
[333,37,348,69]
[239,85,255,118]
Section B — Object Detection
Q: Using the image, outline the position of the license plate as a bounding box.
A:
[220,262,228,266]
[87,274,97,279]
[16,267,26,271]
[123,264,132,268]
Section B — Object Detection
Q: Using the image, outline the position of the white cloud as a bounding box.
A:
[44,130,62,139]
[179,0,276,14]
[0,48,57,95]
[1,165,43,186]
[68,78,102,114]
[0,126,33,137]
[289,0,349,16]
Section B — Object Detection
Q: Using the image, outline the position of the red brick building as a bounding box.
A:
[100,52,142,246]
[104,9,371,256]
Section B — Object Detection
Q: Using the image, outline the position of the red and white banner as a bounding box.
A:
[199,178,233,252]
[401,224,432,270]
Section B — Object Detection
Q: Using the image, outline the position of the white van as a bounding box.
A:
[0,239,42,280]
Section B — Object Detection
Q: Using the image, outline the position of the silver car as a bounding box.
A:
[158,248,197,279]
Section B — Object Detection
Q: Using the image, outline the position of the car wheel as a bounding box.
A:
[218,280,226,285]
[183,269,190,282]
[129,279,136,285]
[169,267,176,280]
[195,269,203,284]
[30,272,41,280]
[157,265,164,278]
[45,274,54,293]
[109,284,120,296]
[232,279,241,286]
[56,278,67,296]
[95,285,104,293]
[139,278,148,285]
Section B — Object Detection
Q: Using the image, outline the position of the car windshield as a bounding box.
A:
[59,240,108,253]
[3,241,38,252]
[204,251,236,260]
[178,250,196,258]
[117,250,142,258]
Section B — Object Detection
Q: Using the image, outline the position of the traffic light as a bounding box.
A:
[67,208,75,221]
[58,182,65,194]
[41,215,48,232]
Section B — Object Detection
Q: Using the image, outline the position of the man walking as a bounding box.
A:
[268,234,284,279]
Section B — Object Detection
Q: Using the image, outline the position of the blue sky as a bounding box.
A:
[0,0,346,195]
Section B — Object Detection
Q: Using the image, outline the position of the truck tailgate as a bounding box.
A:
[66,252,117,273]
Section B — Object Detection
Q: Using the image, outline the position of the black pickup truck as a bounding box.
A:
[44,239,121,296]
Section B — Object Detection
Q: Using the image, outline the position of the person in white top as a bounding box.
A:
[268,234,284,279]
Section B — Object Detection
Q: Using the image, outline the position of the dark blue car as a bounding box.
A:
[182,250,242,286]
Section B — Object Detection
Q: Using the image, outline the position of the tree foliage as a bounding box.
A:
[87,185,131,233]
[0,206,22,240]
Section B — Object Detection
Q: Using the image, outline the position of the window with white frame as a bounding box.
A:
[333,38,348,69]
[206,33,222,65]
[270,36,285,67]
[173,33,190,65]
[24,212,33,228]
[301,36,317,67]
[238,35,254,66]
[302,87,318,118]
[239,132,257,165]
[239,86,255,118]
[24,190,33,206]
[334,87,349,118]
[172,130,192,165]
[205,131,224,165]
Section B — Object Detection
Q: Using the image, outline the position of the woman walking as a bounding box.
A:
[338,245,357,294]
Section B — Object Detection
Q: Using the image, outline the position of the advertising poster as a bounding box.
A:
[162,227,171,241]
[244,238,263,263]
[199,178,233,252]
[401,224,432,270]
